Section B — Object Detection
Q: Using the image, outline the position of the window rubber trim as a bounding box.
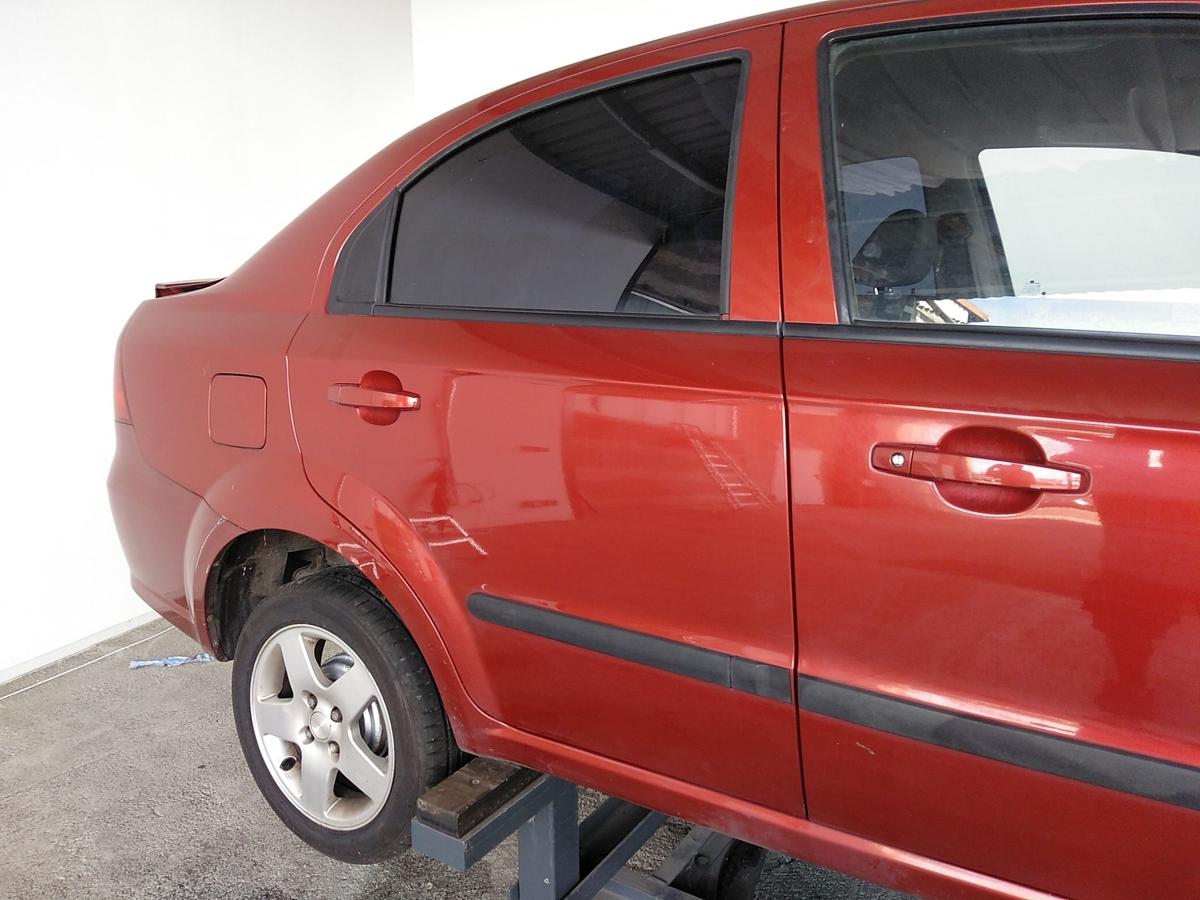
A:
[813,4,1200,360]
[372,302,778,335]
[782,321,1200,362]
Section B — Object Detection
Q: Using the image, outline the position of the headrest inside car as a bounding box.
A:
[852,208,938,289]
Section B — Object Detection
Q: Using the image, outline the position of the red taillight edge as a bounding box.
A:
[155,277,223,298]
[114,345,131,424]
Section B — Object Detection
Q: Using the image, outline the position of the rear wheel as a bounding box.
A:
[231,569,452,862]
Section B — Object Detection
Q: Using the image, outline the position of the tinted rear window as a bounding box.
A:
[389,61,742,317]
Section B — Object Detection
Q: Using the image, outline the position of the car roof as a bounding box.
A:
[474,0,914,112]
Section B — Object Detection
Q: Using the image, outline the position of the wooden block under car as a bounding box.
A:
[416,758,542,837]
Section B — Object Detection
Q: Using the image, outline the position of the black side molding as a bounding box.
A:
[798,676,1200,812]
[467,592,791,703]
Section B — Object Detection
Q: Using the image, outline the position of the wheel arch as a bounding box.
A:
[204,527,353,660]
[198,519,482,748]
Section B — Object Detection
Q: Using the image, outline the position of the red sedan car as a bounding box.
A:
[109,1,1200,896]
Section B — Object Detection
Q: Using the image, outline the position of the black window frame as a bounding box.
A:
[327,190,399,316]
[809,5,1200,363]
[327,51,757,334]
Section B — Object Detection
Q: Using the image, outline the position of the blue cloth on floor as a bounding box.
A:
[129,652,214,669]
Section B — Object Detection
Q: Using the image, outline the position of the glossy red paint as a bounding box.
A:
[208,374,267,449]
[780,4,1200,896]
[112,341,131,425]
[106,1,1200,897]
[780,339,1200,896]
[288,313,801,812]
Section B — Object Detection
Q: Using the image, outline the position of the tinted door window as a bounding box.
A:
[841,156,935,319]
[390,61,741,316]
[828,20,1200,336]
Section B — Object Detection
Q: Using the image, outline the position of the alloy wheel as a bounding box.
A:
[248,623,395,830]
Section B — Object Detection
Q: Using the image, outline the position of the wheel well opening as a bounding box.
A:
[206,529,353,660]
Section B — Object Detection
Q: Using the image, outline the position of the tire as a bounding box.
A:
[231,568,452,863]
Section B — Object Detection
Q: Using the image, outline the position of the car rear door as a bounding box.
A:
[287,27,805,816]
[781,7,1200,898]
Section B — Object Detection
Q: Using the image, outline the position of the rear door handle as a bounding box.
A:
[872,444,1087,493]
[327,384,420,410]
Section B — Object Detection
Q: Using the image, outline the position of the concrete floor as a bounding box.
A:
[0,620,905,899]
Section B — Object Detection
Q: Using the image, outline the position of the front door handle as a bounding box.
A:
[872,444,1088,493]
[327,383,420,410]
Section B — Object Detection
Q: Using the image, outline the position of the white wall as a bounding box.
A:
[409,0,794,122]
[0,0,414,679]
[0,0,799,679]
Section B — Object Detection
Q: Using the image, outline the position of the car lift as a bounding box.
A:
[411,758,764,900]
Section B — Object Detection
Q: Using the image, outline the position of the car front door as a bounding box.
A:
[781,7,1200,898]
[287,27,805,816]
